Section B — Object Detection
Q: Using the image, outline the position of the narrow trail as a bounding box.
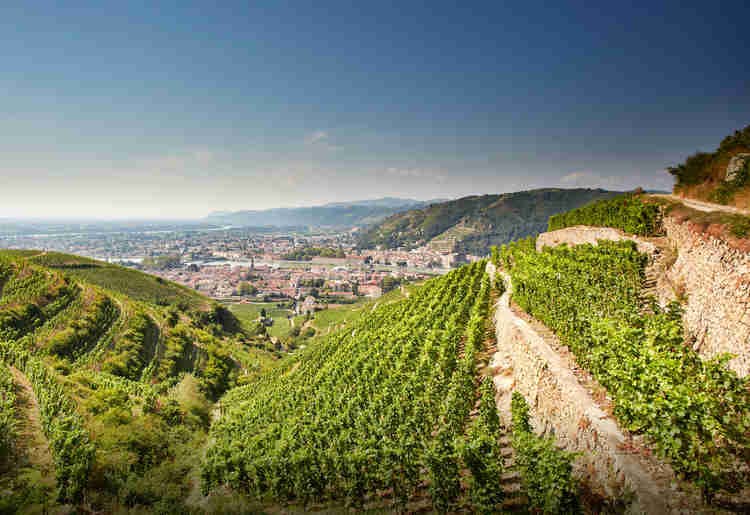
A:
[474,282,526,511]
[9,367,56,489]
[650,193,750,216]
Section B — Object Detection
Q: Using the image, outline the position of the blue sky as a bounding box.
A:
[1,1,749,218]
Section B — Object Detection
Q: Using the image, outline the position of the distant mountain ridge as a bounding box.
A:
[357,188,620,254]
[205,197,441,228]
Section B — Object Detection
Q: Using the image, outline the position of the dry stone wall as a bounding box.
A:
[488,267,705,513]
[535,220,750,377]
[662,216,750,377]
[535,225,658,254]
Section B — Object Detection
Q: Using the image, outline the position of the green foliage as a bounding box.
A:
[460,378,504,513]
[0,302,44,339]
[28,251,208,310]
[548,193,662,236]
[0,341,94,503]
[668,124,750,188]
[47,293,118,358]
[426,429,461,512]
[380,274,401,293]
[236,281,257,296]
[0,360,16,463]
[710,159,750,205]
[102,312,158,380]
[202,262,495,511]
[155,324,195,380]
[502,239,750,493]
[281,247,346,260]
[511,392,579,514]
[718,125,750,153]
[668,151,716,187]
[0,250,263,511]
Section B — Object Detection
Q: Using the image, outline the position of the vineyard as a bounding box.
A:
[499,238,750,496]
[200,261,577,512]
[2,198,748,512]
[0,361,15,463]
[0,250,276,512]
[547,192,662,236]
[203,262,498,508]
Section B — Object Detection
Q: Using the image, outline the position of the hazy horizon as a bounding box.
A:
[2,2,749,218]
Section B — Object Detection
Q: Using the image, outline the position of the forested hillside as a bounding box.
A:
[0,250,276,512]
[357,188,618,254]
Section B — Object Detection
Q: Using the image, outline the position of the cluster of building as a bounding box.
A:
[1,224,483,304]
[152,259,429,301]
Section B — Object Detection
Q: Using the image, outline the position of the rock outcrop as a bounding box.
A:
[725,153,750,182]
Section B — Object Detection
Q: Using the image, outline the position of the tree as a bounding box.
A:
[380,275,400,293]
[238,282,257,296]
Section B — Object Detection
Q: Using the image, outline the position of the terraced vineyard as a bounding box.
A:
[5,197,747,512]
[499,238,750,497]
[0,250,276,512]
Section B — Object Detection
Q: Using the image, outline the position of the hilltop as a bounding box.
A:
[668,124,750,208]
[357,188,618,254]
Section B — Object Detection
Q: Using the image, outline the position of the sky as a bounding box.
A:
[1,1,749,219]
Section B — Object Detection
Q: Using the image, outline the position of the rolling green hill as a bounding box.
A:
[357,188,619,254]
[0,250,277,512]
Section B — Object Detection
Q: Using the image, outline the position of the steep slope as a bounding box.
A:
[492,195,750,510]
[668,124,750,208]
[357,188,619,254]
[0,249,277,512]
[204,262,579,513]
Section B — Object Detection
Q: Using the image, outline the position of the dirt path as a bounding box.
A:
[9,367,56,489]
[650,193,750,216]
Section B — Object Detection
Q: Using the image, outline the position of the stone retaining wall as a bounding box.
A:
[662,216,750,377]
[535,219,750,377]
[535,225,658,254]
[489,267,704,513]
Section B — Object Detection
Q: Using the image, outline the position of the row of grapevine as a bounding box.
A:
[101,311,159,380]
[500,239,750,495]
[70,369,158,410]
[0,360,16,462]
[0,341,94,502]
[0,261,80,340]
[547,193,661,236]
[46,291,119,359]
[203,261,505,510]
[510,392,578,513]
